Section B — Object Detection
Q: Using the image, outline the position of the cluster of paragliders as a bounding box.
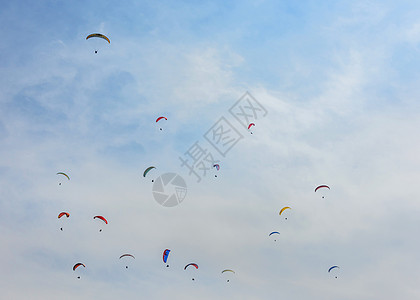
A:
[59,34,339,283]
[72,248,235,282]
[58,211,107,232]
[269,185,340,278]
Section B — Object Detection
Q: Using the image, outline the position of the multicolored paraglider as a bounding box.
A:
[163,249,171,267]
[119,254,135,269]
[143,166,156,182]
[93,215,108,232]
[86,33,110,53]
[73,263,85,279]
[56,172,70,185]
[328,265,339,278]
[184,263,199,281]
[315,185,330,198]
[279,206,291,220]
[156,116,167,131]
[221,269,235,282]
[213,164,220,177]
[58,212,69,231]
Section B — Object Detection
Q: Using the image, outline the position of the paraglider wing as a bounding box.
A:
[93,215,108,224]
[163,249,171,263]
[73,263,85,271]
[248,123,255,129]
[221,269,235,274]
[315,185,330,192]
[213,164,220,171]
[119,254,135,259]
[56,172,70,180]
[86,33,110,43]
[156,116,167,123]
[58,212,70,218]
[184,263,198,270]
[143,166,156,177]
[279,207,291,215]
[269,231,280,236]
[328,266,339,272]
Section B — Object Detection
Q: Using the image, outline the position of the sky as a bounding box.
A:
[1,0,420,299]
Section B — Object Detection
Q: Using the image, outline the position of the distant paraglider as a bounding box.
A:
[221,269,235,282]
[119,254,135,269]
[143,166,156,182]
[213,164,220,177]
[58,212,69,231]
[248,123,255,134]
[184,263,198,281]
[93,215,108,232]
[328,265,340,279]
[315,185,330,198]
[73,263,85,279]
[279,206,291,220]
[156,116,167,131]
[86,33,110,54]
[56,172,70,185]
[269,231,280,241]
[163,249,171,267]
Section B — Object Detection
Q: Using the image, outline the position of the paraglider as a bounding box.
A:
[248,123,255,134]
[213,164,220,177]
[328,265,340,279]
[73,263,85,279]
[315,185,330,198]
[279,206,291,220]
[58,212,69,218]
[221,269,235,282]
[119,254,135,269]
[56,172,70,185]
[156,116,167,131]
[58,212,69,231]
[269,231,280,241]
[163,249,171,267]
[86,33,110,53]
[184,263,198,281]
[143,166,156,182]
[93,215,108,232]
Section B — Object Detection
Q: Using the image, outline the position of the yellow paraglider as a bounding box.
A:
[279,206,291,220]
[86,33,110,43]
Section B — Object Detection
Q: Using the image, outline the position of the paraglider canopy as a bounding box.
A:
[93,215,108,224]
[73,263,85,271]
[315,185,330,192]
[163,249,171,267]
[58,212,69,218]
[119,254,135,259]
[184,263,198,270]
[86,33,110,43]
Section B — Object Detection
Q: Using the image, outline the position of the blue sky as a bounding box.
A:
[1,1,420,299]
